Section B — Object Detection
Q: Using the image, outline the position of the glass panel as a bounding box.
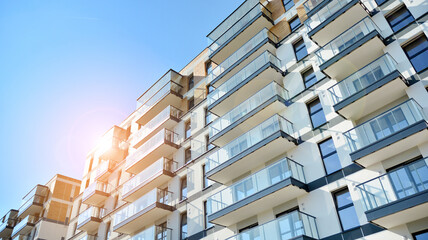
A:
[77,207,102,226]
[82,181,109,200]
[304,0,353,31]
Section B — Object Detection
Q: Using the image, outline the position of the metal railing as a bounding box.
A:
[343,99,427,153]
[357,158,428,211]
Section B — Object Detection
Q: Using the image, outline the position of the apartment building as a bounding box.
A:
[66,0,428,239]
[0,174,81,240]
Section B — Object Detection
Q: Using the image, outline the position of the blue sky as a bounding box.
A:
[0,0,241,215]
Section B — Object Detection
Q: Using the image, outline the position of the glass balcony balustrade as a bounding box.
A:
[207,157,305,215]
[77,207,102,227]
[226,210,319,240]
[305,0,353,32]
[82,182,110,200]
[207,51,282,106]
[12,215,37,237]
[209,82,289,138]
[130,225,172,240]
[206,114,296,172]
[315,17,381,65]
[303,0,327,13]
[343,99,427,153]
[328,54,399,104]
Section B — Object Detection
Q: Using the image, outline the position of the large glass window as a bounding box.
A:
[180,177,187,200]
[302,67,317,88]
[239,223,259,239]
[185,120,191,139]
[318,138,341,174]
[185,147,192,164]
[204,201,214,229]
[156,222,168,240]
[334,189,360,231]
[307,98,326,128]
[293,38,307,61]
[180,213,187,240]
[413,230,428,240]
[387,158,428,199]
[283,0,295,11]
[386,6,415,33]
[403,35,428,73]
[202,164,213,189]
[369,108,408,140]
[289,17,301,32]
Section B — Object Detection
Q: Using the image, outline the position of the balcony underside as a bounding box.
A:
[82,191,109,207]
[136,92,183,126]
[18,203,43,220]
[96,169,112,182]
[100,147,126,162]
[77,217,102,234]
[133,117,180,149]
[211,96,289,147]
[351,121,428,168]
[366,190,428,228]
[211,39,277,88]
[122,171,175,202]
[209,65,284,116]
[207,131,298,184]
[308,0,370,46]
[0,226,13,238]
[113,203,174,235]
[335,71,408,120]
[210,13,274,65]
[208,178,307,226]
[126,142,179,175]
[320,32,385,80]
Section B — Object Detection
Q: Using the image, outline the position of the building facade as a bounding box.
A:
[66,0,428,240]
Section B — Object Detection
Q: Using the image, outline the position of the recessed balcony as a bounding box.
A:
[226,210,319,240]
[207,157,307,226]
[17,185,48,219]
[77,207,103,234]
[11,215,37,239]
[209,81,289,147]
[328,54,409,120]
[113,189,174,235]
[344,99,428,168]
[125,129,180,175]
[315,17,385,80]
[207,0,274,64]
[131,106,182,149]
[206,114,298,184]
[358,158,428,228]
[135,70,184,126]
[0,210,18,239]
[208,28,279,88]
[95,160,113,182]
[130,225,172,240]
[122,157,176,202]
[207,50,285,116]
[82,182,110,207]
[304,0,370,46]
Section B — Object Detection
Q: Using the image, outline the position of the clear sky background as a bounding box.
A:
[0,0,242,216]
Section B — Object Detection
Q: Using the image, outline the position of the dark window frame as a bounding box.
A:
[333,188,360,231]
[293,38,308,62]
[289,16,302,32]
[307,97,327,129]
[185,147,192,164]
[302,67,317,89]
[180,176,188,201]
[412,229,428,240]
[283,0,295,11]
[203,201,214,229]
[188,97,195,110]
[402,34,428,73]
[180,212,187,240]
[185,120,191,139]
[188,74,194,90]
[386,5,415,33]
[318,138,341,175]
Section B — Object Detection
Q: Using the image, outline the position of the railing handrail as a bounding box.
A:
[136,80,184,113]
[136,69,182,103]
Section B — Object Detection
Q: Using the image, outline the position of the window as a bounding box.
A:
[207,84,215,94]
[205,108,213,126]
[180,177,187,200]
[188,97,194,110]
[105,222,111,240]
[188,74,194,90]
[239,223,259,239]
[185,147,192,164]
[180,213,187,240]
[307,98,326,128]
[206,61,213,74]
[157,222,168,240]
[205,135,215,152]
[204,201,213,229]
[202,164,213,189]
[375,0,387,6]
[293,38,307,61]
[369,108,408,140]
[334,189,359,231]
[386,6,415,33]
[318,138,341,174]
[185,120,191,139]
[283,0,294,11]
[289,16,301,32]
[302,67,317,88]
[403,35,428,73]
[413,229,428,240]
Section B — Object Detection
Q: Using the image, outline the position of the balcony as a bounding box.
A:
[357,158,428,228]
[207,0,274,64]
[82,182,110,207]
[344,99,428,167]
[304,0,370,46]
[226,210,319,240]
[17,185,48,219]
[207,157,307,226]
[208,28,279,88]
[328,54,409,120]
[315,17,385,80]
[207,50,285,116]
[0,210,18,239]
[206,114,298,184]
[95,160,113,182]
[209,81,289,147]
[135,70,184,125]
[11,216,37,239]
[131,106,182,149]
[113,189,174,234]
[96,126,127,161]
[122,157,176,202]
[125,129,180,175]
[77,207,102,234]
[130,225,172,240]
